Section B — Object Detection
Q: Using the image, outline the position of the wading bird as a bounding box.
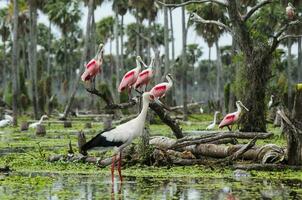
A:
[268,95,274,109]
[219,101,249,131]
[81,92,157,183]
[286,3,295,20]
[149,74,173,100]
[118,56,142,99]
[0,115,13,128]
[206,111,220,130]
[29,115,48,129]
[81,43,104,88]
[134,58,155,91]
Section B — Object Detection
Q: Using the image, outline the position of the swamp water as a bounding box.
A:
[0,172,301,200]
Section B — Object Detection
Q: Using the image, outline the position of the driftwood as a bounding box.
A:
[226,136,257,162]
[172,131,273,149]
[87,88,184,139]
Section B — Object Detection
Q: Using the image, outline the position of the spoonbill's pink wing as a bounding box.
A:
[150,83,167,99]
[134,70,151,89]
[218,113,236,128]
[118,70,136,92]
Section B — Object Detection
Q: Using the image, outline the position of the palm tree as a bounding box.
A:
[187,3,227,104]
[181,2,188,121]
[11,0,19,125]
[0,8,10,88]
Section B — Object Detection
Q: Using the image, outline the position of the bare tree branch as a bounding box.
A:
[279,34,302,41]
[190,13,233,35]
[243,0,273,22]
[156,0,227,8]
[270,20,301,53]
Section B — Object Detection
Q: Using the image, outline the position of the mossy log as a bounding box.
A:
[63,121,72,128]
[20,121,29,131]
[36,125,46,136]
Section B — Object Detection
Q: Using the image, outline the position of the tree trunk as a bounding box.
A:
[181,5,188,121]
[120,15,124,69]
[287,38,292,109]
[298,37,301,82]
[163,1,170,78]
[47,21,51,75]
[292,85,302,122]
[215,40,222,105]
[11,0,19,125]
[169,8,175,62]
[28,1,39,119]
[135,10,140,56]
[241,53,271,132]
[61,0,93,119]
[114,11,120,102]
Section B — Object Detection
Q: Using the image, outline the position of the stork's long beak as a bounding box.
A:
[155,99,171,111]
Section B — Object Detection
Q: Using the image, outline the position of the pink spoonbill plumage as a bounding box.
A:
[81,92,155,183]
[286,3,295,20]
[134,57,155,91]
[149,74,173,100]
[118,56,142,99]
[81,43,104,84]
[218,101,249,131]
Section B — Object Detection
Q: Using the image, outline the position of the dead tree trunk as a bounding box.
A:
[278,106,302,165]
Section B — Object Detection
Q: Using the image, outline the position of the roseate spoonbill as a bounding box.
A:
[218,101,249,131]
[29,115,48,129]
[268,95,274,109]
[81,43,104,87]
[118,56,142,99]
[206,111,220,130]
[286,3,295,20]
[81,92,156,182]
[0,115,13,128]
[134,58,155,91]
[149,74,173,100]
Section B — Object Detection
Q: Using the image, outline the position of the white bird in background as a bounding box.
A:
[286,3,295,20]
[268,95,274,109]
[200,106,204,114]
[0,115,13,128]
[29,115,48,129]
[206,111,220,130]
[81,92,159,183]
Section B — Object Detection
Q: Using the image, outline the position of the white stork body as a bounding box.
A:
[29,115,48,129]
[206,111,220,130]
[81,92,153,182]
[0,115,13,128]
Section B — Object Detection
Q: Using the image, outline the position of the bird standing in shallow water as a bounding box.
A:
[29,115,48,129]
[206,111,220,130]
[219,101,249,131]
[81,43,104,89]
[81,92,156,183]
[118,56,142,100]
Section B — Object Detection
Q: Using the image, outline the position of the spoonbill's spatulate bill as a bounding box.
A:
[218,101,249,131]
[81,92,155,182]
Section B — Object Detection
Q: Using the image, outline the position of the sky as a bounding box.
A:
[0,1,298,60]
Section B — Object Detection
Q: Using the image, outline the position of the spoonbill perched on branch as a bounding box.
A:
[118,56,142,99]
[286,3,295,20]
[134,57,155,91]
[149,74,173,109]
[206,111,220,130]
[81,43,104,88]
[219,101,249,131]
[29,115,48,129]
[81,92,157,182]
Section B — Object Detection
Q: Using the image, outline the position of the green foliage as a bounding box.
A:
[4,81,12,106]
[96,16,114,44]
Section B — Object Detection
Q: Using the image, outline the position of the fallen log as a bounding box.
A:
[233,164,302,171]
[170,102,204,111]
[172,132,273,149]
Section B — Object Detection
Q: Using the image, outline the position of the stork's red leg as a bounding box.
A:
[111,155,116,183]
[118,152,123,182]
